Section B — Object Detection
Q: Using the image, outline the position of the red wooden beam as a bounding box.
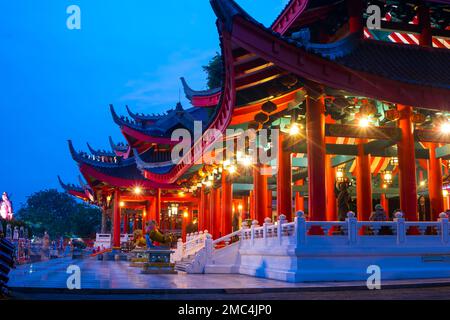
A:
[271,0,309,35]
[79,164,178,190]
[232,16,450,111]
[121,126,178,145]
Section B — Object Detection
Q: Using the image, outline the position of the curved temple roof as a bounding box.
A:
[181,77,222,107]
[108,136,131,157]
[87,143,116,157]
[111,103,215,139]
[58,175,93,202]
[210,0,450,110]
[68,140,177,188]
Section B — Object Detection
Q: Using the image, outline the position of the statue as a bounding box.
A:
[0,192,13,221]
[6,224,12,239]
[145,220,175,247]
[13,226,19,240]
[337,181,352,221]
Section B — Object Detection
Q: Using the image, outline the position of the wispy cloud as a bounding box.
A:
[121,49,216,112]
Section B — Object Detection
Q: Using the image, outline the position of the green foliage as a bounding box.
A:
[202,53,223,89]
[16,189,101,239]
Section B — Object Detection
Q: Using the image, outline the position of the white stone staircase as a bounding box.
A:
[174,256,195,273]
[172,212,450,283]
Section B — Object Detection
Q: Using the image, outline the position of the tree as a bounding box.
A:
[202,53,223,89]
[16,189,101,238]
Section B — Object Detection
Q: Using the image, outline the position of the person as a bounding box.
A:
[369,204,392,235]
[370,204,387,222]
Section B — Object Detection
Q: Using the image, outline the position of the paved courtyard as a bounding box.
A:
[8,257,450,300]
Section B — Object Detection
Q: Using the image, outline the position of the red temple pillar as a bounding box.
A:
[199,186,206,231]
[380,194,389,219]
[397,105,418,221]
[277,133,293,221]
[418,4,432,47]
[325,155,338,221]
[254,164,268,224]
[112,189,121,250]
[221,171,233,235]
[208,188,215,236]
[249,190,255,220]
[267,190,273,220]
[155,188,161,225]
[347,0,363,36]
[123,212,129,234]
[427,143,444,220]
[356,140,373,221]
[306,88,327,223]
[213,188,221,239]
[182,211,188,242]
[242,195,249,220]
[295,180,305,212]
[204,190,211,233]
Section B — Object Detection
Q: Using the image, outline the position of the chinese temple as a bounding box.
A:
[61,0,450,260]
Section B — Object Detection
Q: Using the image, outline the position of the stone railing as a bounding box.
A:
[172,231,210,263]
[239,211,450,248]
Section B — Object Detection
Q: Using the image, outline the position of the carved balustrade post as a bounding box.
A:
[263,217,272,246]
[295,211,307,247]
[278,214,286,245]
[395,212,406,244]
[439,212,449,244]
[346,212,357,245]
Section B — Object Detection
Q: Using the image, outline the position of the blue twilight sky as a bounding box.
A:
[0,0,289,207]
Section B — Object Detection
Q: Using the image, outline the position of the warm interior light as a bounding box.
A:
[336,167,345,183]
[289,123,301,136]
[359,117,371,128]
[120,201,125,207]
[227,165,237,174]
[383,172,392,183]
[133,186,142,195]
[238,204,243,211]
[441,122,450,134]
[420,181,426,187]
[183,211,189,218]
[205,180,213,187]
[178,191,185,197]
[241,156,252,167]
[223,159,231,168]
[443,189,449,197]
[390,157,399,166]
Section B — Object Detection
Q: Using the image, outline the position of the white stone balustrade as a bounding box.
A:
[172,230,209,263]
[177,212,450,282]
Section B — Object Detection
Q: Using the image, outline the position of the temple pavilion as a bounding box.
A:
[60,0,450,251]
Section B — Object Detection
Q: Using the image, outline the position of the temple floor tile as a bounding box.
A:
[8,257,450,291]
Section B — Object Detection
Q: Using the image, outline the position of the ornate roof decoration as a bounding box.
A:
[180,77,221,100]
[86,143,116,157]
[125,105,167,122]
[58,176,84,194]
[108,136,130,155]
[111,103,214,137]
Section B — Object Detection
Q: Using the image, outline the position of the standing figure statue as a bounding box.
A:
[337,182,352,221]
[0,192,13,220]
